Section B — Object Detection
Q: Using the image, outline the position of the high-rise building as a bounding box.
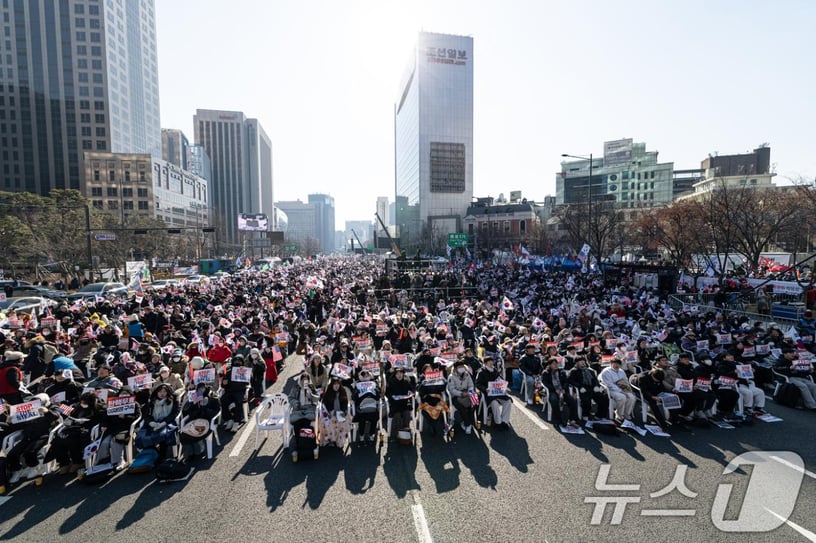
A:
[395,31,474,251]
[308,193,336,254]
[193,109,273,247]
[162,128,189,169]
[187,144,211,182]
[556,139,674,209]
[376,196,389,226]
[0,0,161,195]
[275,200,316,246]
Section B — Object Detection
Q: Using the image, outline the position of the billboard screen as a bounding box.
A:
[603,138,633,167]
[237,213,269,232]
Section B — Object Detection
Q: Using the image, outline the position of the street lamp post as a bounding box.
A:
[562,152,593,256]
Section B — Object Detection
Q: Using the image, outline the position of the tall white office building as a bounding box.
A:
[394,31,474,251]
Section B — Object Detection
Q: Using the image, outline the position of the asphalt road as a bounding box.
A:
[2,354,815,543]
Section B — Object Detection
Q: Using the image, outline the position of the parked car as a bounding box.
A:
[8,285,68,300]
[149,279,181,290]
[0,296,58,315]
[183,275,210,286]
[66,282,128,300]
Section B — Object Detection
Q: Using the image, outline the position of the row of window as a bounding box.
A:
[473,220,528,233]
[91,199,149,211]
[89,187,148,198]
[92,169,147,182]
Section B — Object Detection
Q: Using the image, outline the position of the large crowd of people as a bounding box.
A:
[1,255,815,494]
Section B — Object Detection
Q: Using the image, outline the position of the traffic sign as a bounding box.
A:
[283,244,298,251]
[447,233,468,247]
[94,233,116,241]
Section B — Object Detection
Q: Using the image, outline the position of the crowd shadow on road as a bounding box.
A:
[344,440,381,494]
[454,432,497,490]
[0,474,86,540]
[419,434,461,493]
[488,425,534,473]
[382,441,420,498]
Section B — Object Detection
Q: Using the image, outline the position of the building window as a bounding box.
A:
[82,140,92,149]
[124,170,130,182]
[107,200,118,210]
[90,187,102,196]
[122,188,133,197]
[139,171,146,182]
[123,201,133,210]
[137,188,148,198]
[106,187,117,197]
[92,200,103,209]
[429,142,466,193]
[108,170,115,181]
[93,170,100,181]
[137,201,148,210]
[520,220,526,233]
[504,221,510,233]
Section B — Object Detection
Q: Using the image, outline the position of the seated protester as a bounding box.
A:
[412,347,436,373]
[306,354,329,391]
[185,356,219,393]
[634,369,671,430]
[290,372,320,414]
[541,358,579,427]
[727,350,766,416]
[518,343,544,405]
[0,393,61,494]
[146,351,164,376]
[599,358,637,423]
[44,369,84,410]
[86,362,123,392]
[447,359,477,435]
[775,349,816,410]
[111,352,140,384]
[674,353,716,419]
[97,387,142,471]
[567,357,609,421]
[329,359,354,390]
[713,353,743,418]
[135,383,180,456]
[461,346,482,376]
[45,391,105,474]
[330,339,355,365]
[0,351,26,405]
[153,365,185,402]
[248,347,267,406]
[386,367,416,438]
[167,348,188,376]
[220,355,250,432]
[475,355,511,429]
[734,337,773,390]
[52,356,86,384]
[180,383,220,463]
[352,369,381,442]
[417,364,449,436]
[318,377,351,448]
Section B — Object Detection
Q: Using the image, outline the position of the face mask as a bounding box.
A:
[457,368,466,375]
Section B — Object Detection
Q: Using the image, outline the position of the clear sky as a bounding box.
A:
[156,0,815,230]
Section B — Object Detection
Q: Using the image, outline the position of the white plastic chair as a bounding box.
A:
[254,393,291,449]
[181,409,221,459]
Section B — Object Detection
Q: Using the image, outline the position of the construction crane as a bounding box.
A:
[375,212,401,257]
[350,229,366,254]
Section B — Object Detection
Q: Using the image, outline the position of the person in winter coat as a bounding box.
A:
[97,387,142,471]
[135,383,180,455]
[52,356,86,383]
[0,393,62,494]
[475,355,511,429]
[219,355,250,432]
[152,365,185,401]
[567,357,609,421]
[0,351,25,405]
[447,360,477,434]
[386,367,416,438]
[248,348,267,406]
[44,368,84,409]
[317,377,351,447]
[351,369,381,442]
[45,391,105,473]
[261,345,278,389]
[180,383,220,463]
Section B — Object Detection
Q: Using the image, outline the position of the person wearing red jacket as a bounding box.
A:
[206,340,232,375]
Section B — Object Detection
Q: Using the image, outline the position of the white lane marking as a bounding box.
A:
[765,508,816,542]
[770,455,816,480]
[410,492,433,543]
[511,396,549,431]
[228,415,257,457]
[0,496,11,507]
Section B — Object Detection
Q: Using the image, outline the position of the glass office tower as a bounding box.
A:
[395,31,473,252]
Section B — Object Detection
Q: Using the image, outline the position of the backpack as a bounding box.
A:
[155,459,193,482]
[43,343,59,366]
[773,382,801,408]
[128,448,159,473]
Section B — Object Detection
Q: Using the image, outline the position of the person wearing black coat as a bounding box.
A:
[97,388,142,470]
[475,355,511,429]
[180,383,220,462]
[540,359,578,426]
[220,355,250,432]
[567,358,609,421]
[518,344,543,404]
[634,369,670,429]
[0,394,62,492]
[45,392,105,473]
[386,367,415,438]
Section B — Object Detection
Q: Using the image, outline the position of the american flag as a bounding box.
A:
[468,390,480,407]
[272,345,283,362]
[57,404,74,416]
